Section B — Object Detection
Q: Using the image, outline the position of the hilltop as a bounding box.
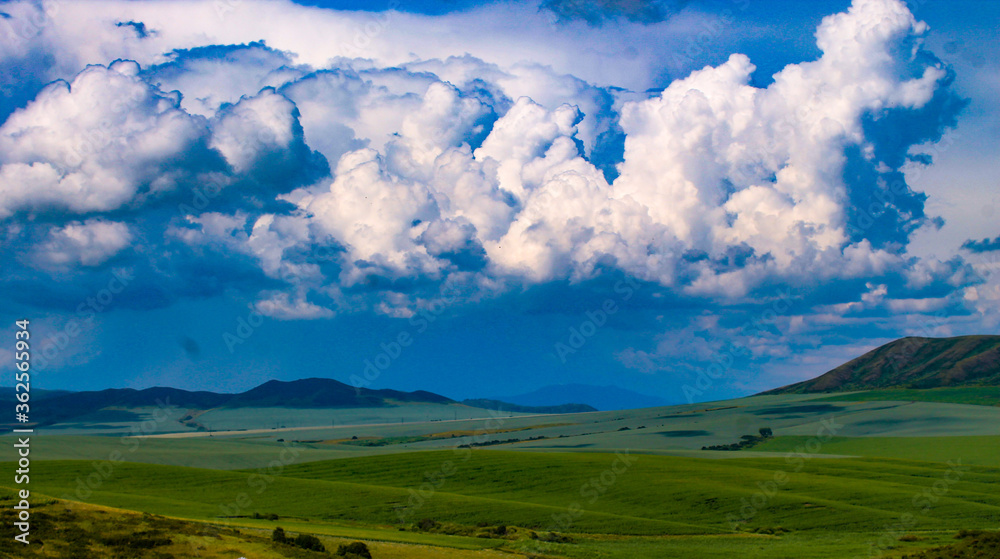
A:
[765,335,1000,394]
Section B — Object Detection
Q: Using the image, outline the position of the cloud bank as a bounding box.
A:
[0,0,970,318]
[0,0,992,392]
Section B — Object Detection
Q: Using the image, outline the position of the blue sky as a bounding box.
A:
[0,0,997,403]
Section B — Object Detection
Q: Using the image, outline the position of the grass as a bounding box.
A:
[9,451,1000,536]
[816,387,1000,407]
[0,434,389,470]
[5,449,1000,557]
[0,490,521,558]
[753,435,1000,467]
[7,393,1000,557]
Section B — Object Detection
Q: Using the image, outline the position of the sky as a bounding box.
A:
[0,0,997,403]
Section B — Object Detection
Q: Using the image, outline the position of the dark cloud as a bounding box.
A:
[962,236,1000,253]
[178,335,201,359]
[115,21,150,38]
[843,66,967,250]
[540,0,691,25]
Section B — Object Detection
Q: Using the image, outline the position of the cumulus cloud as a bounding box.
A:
[540,0,694,26]
[0,60,224,217]
[0,0,975,328]
[34,219,132,269]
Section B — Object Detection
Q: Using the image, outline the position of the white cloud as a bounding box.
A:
[0,0,975,324]
[0,60,212,217]
[255,291,334,320]
[209,87,300,175]
[35,219,131,268]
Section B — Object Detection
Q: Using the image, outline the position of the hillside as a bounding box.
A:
[23,378,458,427]
[765,335,1000,394]
[16,378,597,429]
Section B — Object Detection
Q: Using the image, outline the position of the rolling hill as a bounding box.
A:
[765,335,1000,394]
[13,378,596,429]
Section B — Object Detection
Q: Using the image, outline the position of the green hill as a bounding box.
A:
[7,451,1000,558]
[765,335,1000,394]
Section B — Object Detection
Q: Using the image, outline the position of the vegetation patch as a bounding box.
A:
[702,428,773,451]
[900,530,1000,558]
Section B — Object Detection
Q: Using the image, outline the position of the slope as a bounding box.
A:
[765,335,1000,394]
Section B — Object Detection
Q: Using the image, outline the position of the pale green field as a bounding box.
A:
[16,394,1000,469]
[755,435,1000,467]
[193,402,535,431]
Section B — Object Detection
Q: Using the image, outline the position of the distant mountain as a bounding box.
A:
[764,335,1000,394]
[461,399,597,414]
[0,388,75,401]
[25,378,458,427]
[224,378,453,408]
[490,384,670,411]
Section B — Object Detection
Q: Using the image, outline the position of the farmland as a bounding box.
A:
[1,390,999,557]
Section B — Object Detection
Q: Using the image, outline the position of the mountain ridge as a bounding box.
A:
[16,378,597,427]
[764,335,1000,394]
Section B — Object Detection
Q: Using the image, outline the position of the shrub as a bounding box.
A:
[294,533,326,552]
[336,541,372,558]
[271,527,287,544]
[417,518,439,531]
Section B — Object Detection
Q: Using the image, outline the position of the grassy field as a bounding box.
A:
[15,394,1000,468]
[754,435,1000,467]
[817,387,1000,407]
[0,490,522,558]
[5,393,1000,557]
[0,434,409,470]
[4,449,999,557]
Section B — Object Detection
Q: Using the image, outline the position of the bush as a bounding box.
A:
[271,527,287,544]
[336,541,372,558]
[417,518,439,531]
[294,533,326,552]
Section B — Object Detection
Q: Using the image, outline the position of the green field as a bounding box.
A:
[5,448,999,558]
[754,435,1000,467]
[3,393,999,557]
[817,387,1000,407]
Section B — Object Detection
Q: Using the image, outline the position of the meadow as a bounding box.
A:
[1,392,998,557]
